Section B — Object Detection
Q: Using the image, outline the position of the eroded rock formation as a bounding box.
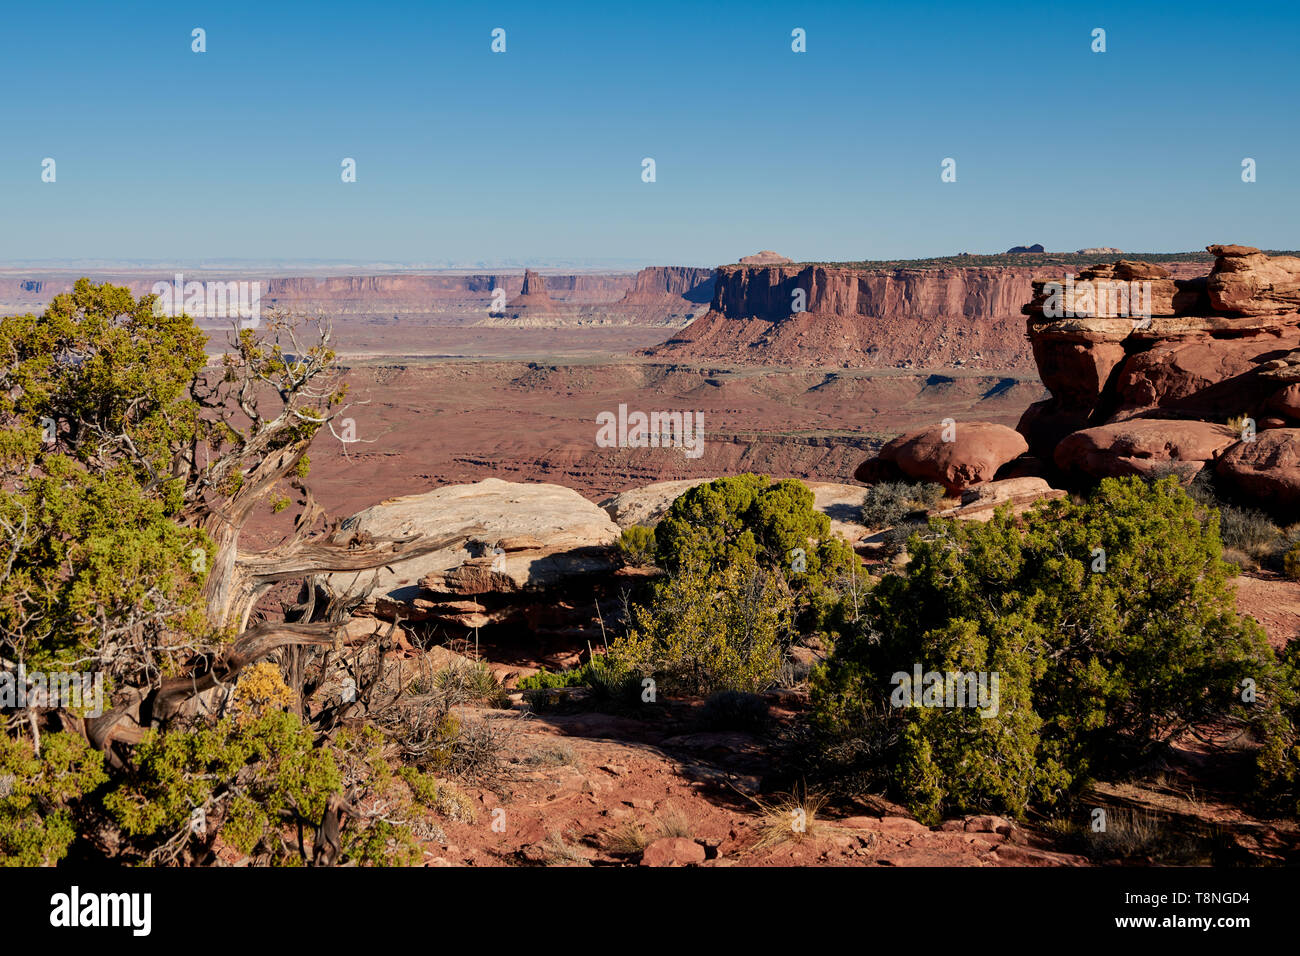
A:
[1019,245,1300,510]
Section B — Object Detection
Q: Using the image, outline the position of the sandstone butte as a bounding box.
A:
[850,244,1300,517]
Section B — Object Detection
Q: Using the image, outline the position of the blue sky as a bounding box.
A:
[2,0,1296,266]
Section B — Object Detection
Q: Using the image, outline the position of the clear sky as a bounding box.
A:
[2,0,1296,267]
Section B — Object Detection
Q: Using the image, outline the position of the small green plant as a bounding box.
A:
[102,710,345,864]
[618,525,658,567]
[432,659,506,709]
[0,732,107,867]
[859,480,946,529]
[1285,542,1300,581]
[609,552,792,696]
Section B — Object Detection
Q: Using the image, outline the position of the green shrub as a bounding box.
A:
[698,690,771,732]
[859,480,946,529]
[1285,543,1300,581]
[1255,640,1300,817]
[431,659,506,708]
[103,710,343,862]
[1215,503,1280,562]
[609,552,792,696]
[517,667,587,690]
[0,732,107,866]
[813,476,1274,824]
[655,475,856,607]
[618,525,657,567]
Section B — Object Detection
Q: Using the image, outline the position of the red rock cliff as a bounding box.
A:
[651,262,1206,369]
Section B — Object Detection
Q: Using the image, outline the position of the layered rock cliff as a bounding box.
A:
[651,261,1208,369]
[617,266,715,304]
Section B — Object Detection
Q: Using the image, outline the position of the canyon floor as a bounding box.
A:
[242,331,1043,547]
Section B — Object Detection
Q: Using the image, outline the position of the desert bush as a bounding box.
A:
[1215,504,1280,562]
[812,476,1274,825]
[618,525,657,567]
[609,552,792,696]
[698,690,771,733]
[0,732,107,866]
[431,659,506,709]
[1285,542,1300,581]
[1255,639,1300,816]
[859,480,946,529]
[654,474,857,624]
[102,710,348,864]
[1084,808,1164,861]
[517,667,588,690]
[881,517,933,560]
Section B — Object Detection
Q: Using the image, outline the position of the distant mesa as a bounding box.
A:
[1077,247,1123,255]
[738,250,793,265]
[1006,244,1045,254]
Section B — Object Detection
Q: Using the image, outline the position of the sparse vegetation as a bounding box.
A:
[698,690,772,733]
[859,480,946,529]
[751,784,827,850]
[812,477,1277,825]
[618,524,658,567]
[608,552,792,696]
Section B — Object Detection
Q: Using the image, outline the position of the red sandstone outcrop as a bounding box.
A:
[1017,245,1300,514]
[1054,420,1238,479]
[1215,429,1300,509]
[1206,245,1300,315]
[853,421,1028,493]
[0,266,719,331]
[616,266,716,305]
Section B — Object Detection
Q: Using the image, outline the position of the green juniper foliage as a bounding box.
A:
[813,476,1277,824]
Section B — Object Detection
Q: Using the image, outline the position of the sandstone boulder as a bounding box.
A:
[1111,329,1300,420]
[1268,383,1300,419]
[323,478,620,606]
[1215,429,1300,508]
[1207,244,1300,315]
[855,421,1028,493]
[1054,419,1239,479]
